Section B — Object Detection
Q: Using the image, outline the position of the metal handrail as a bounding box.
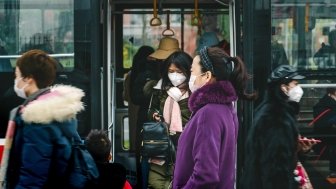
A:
[0,53,74,59]
[300,84,336,88]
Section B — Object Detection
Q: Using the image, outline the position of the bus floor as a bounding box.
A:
[303,160,336,189]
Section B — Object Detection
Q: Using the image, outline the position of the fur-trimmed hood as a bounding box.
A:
[21,85,85,124]
[188,80,237,112]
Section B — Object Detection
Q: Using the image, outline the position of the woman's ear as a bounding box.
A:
[205,71,213,82]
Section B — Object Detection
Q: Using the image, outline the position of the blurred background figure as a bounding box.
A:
[313,87,336,181]
[123,45,154,152]
[0,38,12,72]
[314,29,336,69]
[271,26,289,70]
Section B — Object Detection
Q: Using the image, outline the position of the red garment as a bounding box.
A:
[123,180,132,189]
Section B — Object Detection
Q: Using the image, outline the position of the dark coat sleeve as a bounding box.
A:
[257,118,297,189]
[131,72,150,106]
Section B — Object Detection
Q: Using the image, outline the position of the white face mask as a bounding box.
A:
[188,73,205,93]
[14,78,28,99]
[287,85,304,102]
[168,72,186,87]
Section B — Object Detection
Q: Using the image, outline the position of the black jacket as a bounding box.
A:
[241,87,299,189]
[96,162,127,189]
[313,94,336,133]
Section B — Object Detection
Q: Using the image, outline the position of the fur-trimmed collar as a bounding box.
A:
[21,85,84,124]
[188,80,237,112]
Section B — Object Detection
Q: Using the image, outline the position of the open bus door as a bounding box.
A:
[108,0,236,187]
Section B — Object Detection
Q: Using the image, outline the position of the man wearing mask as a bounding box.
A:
[242,65,309,189]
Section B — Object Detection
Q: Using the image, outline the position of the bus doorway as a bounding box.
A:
[108,0,235,187]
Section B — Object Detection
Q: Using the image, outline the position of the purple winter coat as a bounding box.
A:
[173,81,238,189]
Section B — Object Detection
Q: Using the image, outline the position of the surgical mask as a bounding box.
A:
[168,72,186,87]
[14,78,28,99]
[188,73,205,93]
[287,85,304,102]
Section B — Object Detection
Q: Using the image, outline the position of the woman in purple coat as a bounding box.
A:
[173,47,255,189]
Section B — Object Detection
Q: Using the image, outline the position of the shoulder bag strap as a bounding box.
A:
[147,94,154,115]
[308,108,332,127]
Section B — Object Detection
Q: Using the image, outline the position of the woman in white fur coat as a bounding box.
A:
[6,50,85,189]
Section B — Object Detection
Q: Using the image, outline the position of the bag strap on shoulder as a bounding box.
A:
[308,108,332,127]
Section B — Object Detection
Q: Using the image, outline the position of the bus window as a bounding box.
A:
[0,1,74,72]
[271,1,336,71]
[122,9,230,69]
[0,0,96,137]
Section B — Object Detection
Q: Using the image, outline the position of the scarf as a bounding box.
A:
[163,87,188,133]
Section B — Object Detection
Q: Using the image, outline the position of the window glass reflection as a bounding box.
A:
[271,1,336,71]
[0,1,74,72]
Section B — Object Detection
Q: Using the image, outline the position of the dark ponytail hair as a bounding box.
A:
[200,47,256,100]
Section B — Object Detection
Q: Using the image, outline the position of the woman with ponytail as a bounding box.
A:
[172,47,255,189]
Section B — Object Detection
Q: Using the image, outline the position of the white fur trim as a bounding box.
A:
[22,85,85,124]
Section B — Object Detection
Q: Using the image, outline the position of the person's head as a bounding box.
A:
[14,49,57,98]
[85,129,112,163]
[328,30,336,48]
[196,32,219,52]
[149,37,180,60]
[189,46,255,99]
[131,46,154,75]
[327,88,336,100]
[161,51,192,90]
[267,65,305,102]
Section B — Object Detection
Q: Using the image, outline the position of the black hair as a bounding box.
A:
[85,129,111,163]
[161,51,192,91]
[199,47,256,100]
[329,30,336,45]
[130,46,154,87]
[327,88,336,94]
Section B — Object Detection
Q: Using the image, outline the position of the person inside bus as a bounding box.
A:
[195,32,219,54]
[131,36,180,189]
[123,45,154,152]
[6,49,85,189]
[146,51,192,189]
[271,26,289,70]
[314,29,336,69]
[241,65,318,189]
[313,87,336,181]
[85,129,132,189]
[172,46,256,189]
[0,39,13,72]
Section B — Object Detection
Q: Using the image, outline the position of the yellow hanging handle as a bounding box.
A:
[150,0,162,26]
[153,0,157,18]
[191,0,201,26]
